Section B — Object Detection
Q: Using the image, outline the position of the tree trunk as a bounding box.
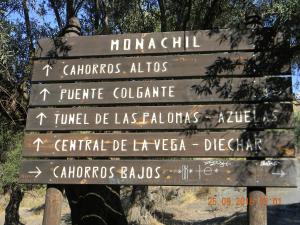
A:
[66,0,75,23]
[93,0,101,34]
[175,0,186,31]
[182,0,192,31]
[4,184,24,225]
[158,0,167,32]
[127,186,153,225]
[99,0,110,34]
[22,0,34,56]
[200,0,223,29]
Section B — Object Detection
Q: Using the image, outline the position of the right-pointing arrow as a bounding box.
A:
[272,170,286,178]
[33,138,44,152]
[28,166,42,178]
[36,113,47,126]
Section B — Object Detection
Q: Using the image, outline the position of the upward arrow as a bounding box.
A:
[36,113,47,126]
[40,88,50,101]
[33,138,44,152]
[42,64,52,77]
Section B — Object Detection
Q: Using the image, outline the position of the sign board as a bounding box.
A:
[20,29,296,187]
[29,77,292,106]
[35,30,255,58]
[31,53,290,82]
[19,159,296,187]
[25,103,293,131]
[22,130,295,158]
[32,53,248,81]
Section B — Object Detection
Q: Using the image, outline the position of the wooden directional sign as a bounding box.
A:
[29,77,292,106]
[19,159,296,187]
[35,30,254,58]
[32,53,249,82]
[32,53,290,82]
[25,103,293,131]
[20,29,296,188]
[22,130,295,158]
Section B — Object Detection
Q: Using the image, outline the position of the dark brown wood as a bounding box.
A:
[25,103,293,131]
[19,159,296,187]
[32,52,291,82]
[247,187,267,225]
[35,30,255,58]
[32,52,252,82]
[42,185,63,225]
[22,130,295,158]
[29,77,292,106]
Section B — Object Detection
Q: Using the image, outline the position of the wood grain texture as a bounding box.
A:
[22,130,295,158]
[42,186,63,225]
[32,53,249,82]
[247,188,267,225]
[19,159,297,187]
[32,52,291,82]
[29,77,292,106]
[25,103,293,131]
[35,30,254,58]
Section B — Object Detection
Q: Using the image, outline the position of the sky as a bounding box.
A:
[293,66,300,97]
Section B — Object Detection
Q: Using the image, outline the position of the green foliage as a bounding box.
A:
[116,0,160,33]
[0,20,14,81]
[0,17,28,126]
[0,129,23,192]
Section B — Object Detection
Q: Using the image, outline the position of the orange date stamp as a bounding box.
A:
[208,196,282,207]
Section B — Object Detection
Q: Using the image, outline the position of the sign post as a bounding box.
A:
[42,185,64,225]
[40,17,82,225]
[20,20,296,225]
[247,187,267,225]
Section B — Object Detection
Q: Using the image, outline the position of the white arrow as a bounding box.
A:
[272,170,286,177]
[40,88,50,101]
[36,113,47,126]
[28,167,42,178]
[33,138,44,152]
[42,64,52,77]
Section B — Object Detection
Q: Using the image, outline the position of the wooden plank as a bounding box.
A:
[32,53,291,82]
[35,30,254,58]
[32,53,251,82]
[22,130,295,158]
[19,159,296,187]
[25,103,293,131]
[29,77,292,106]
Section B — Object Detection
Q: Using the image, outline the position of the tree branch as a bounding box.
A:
[99,0,110,34]
[74,0,85,15]
[49,0,63,29]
